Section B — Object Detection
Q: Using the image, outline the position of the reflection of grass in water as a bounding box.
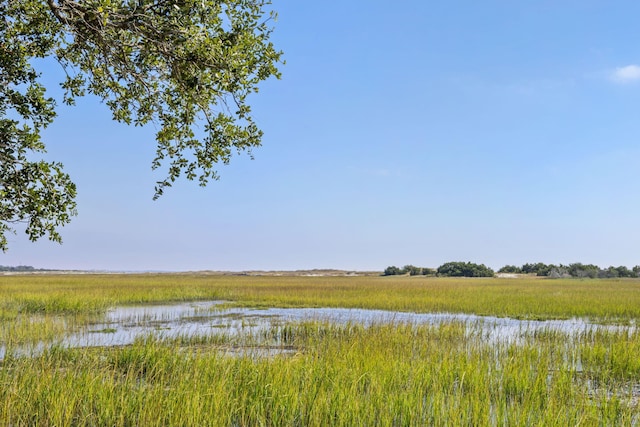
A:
[209,312,244,320]
[88,328,117,334]
[1,322,639,425]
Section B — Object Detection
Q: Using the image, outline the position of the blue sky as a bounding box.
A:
[3,0,640,271]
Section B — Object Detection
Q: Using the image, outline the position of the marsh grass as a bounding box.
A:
[1,274,639,425]
[1,322,638,425]
[1,274,640,322]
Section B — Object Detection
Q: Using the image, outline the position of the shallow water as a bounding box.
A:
[1,301,634,359]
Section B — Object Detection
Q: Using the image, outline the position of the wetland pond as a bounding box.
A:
[2,300,634,359]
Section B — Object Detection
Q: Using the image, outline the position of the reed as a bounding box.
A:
[1,321,638,425]
[1,274,639,322]
[1,274,639,425]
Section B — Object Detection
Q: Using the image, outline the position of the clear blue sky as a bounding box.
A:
[3,0,640,271]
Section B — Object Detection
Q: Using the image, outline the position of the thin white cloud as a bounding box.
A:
[611,65,640,83]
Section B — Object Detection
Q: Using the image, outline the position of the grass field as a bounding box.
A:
[0,274,639,425]
[2,273,640,321]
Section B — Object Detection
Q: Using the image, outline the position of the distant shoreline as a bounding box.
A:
[0,269,382,277]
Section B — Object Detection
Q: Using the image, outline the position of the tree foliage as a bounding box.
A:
[521,262,553,277]
[436,261,494,278]
[382,262,493,277]
[566,263,600,279]
[403,264,422,276]
[0,264,36,271]
[501,262,640,278]
[384,261,640,279]
[382,266,404,276]
[0,0,282,250]
[382,265,435,276]
[497,265,522,274]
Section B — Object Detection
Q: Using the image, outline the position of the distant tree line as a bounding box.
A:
[497,263,640,278]
[437,262,494,277]
[0,265,36,272]
[383,265,437,276]
[383,262,494,277]
[383,261,640,278]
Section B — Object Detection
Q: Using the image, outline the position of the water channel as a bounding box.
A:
[2,300,635,359]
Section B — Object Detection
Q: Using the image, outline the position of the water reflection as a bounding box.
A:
[1,301,634,359]
[68,301,631,347]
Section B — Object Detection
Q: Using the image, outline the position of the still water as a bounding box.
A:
[62,301,633,347]
[2,301,634,358]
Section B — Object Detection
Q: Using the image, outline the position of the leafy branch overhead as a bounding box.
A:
[0,0,283,250]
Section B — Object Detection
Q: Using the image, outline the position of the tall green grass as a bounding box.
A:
[1,274,639,425]
[1,274,639,322]
[1,322,638,425]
